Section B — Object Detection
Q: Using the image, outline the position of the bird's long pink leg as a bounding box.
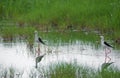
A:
[105,47,111,63]
[107,48,111,54]
[105,56,107,63]
[104,48,107,63]
[107,56,111,63]
[107,48,111,62]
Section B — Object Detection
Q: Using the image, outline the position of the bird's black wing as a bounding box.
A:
[104,41,113,48]
[38,37,45,45]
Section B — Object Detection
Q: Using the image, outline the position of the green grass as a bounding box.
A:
[0,25,103,51]
[0,0,120,31]
[48,62,77,78]
[40,31,99,44]
[0,26,36,43]
[1,26,119,49]
[0,62,120,78]
[41,62,120,78]
[0,26,98,43]
[0,0,120,42]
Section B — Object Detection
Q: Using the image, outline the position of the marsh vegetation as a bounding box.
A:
[0,0,120,36]
[0,0,120,78]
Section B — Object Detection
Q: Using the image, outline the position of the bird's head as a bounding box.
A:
[100,35,104,39]
[34,30,38,34]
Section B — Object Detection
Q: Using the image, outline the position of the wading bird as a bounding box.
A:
[34,30,46,68]
[100,36,113,63]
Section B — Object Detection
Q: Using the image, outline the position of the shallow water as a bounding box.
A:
[0,40,120,77]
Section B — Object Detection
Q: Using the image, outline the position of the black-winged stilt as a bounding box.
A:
[34,30,46,68]
[100,36,113,63]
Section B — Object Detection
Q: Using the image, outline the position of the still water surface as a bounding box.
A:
[0,40,120,77]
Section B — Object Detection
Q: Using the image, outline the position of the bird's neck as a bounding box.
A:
[35,33,38,42]
[101,38,104,45]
